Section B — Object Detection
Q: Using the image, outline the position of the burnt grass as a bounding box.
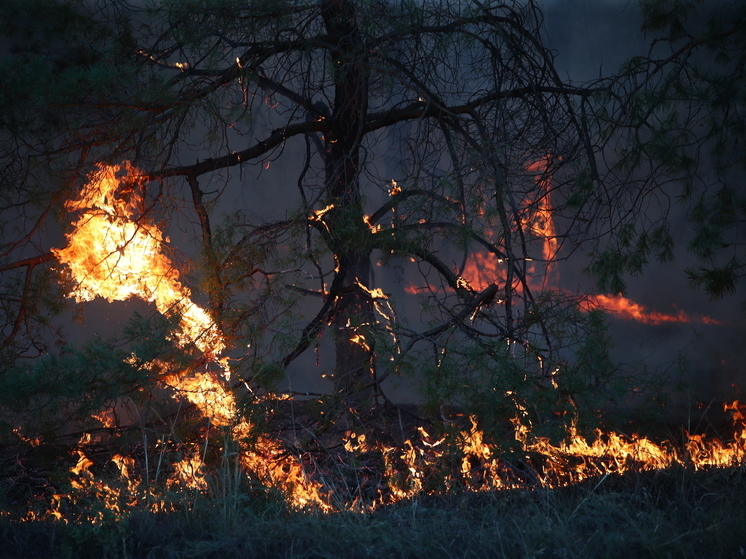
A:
[2,402,746,558]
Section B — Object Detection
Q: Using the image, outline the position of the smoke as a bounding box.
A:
[49,0,745,415]
[542,0,746,410]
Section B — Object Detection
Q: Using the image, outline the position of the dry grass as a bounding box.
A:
[2,466,745,559]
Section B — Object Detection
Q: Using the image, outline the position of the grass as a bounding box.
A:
[2,466,746,559]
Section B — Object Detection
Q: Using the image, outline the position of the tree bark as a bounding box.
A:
[321,0,376,406]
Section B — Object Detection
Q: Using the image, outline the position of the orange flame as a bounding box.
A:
[461,253,504,292]
[28,161,739,522]
[525,157,558,266]
[52,162,330,511]
[334,402,746,507]
[456,157,556,294]
[53,162,225,359]
[586,294,720,325]
[168,449,208,490]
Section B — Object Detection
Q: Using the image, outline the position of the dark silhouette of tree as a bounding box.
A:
[584,0,746,302]
[7,0,735,432]
[129,0,612,414]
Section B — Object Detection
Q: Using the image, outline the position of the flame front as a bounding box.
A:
[52,162,329,512]
[585,294,720,325]
[26,162,742,523]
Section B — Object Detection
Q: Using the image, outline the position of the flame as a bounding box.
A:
[13,427,41,447]
[455,157,556,293]
[363,214,383,233]
[53,162,225,359]
[350,332,372,352]
[310,203,335,221]
[169,449,208,490]
[156,356,331,510]
[51,162,329,512]
[19,161,739,524]
[164,370,241,429]
[586,294,720,325]
[457,156,720,326]
[525,157,558,266]
[13,396,746,520]
[346,403,746,505]
[461,253,504,292]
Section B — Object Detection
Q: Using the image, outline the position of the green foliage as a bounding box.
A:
[589,0,746,301]
[686,258,743,300]
[585,242,647,295]
[639,0,697,36]
[0,312,182,440]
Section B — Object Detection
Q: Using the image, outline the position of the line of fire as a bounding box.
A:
[1,0,745,527]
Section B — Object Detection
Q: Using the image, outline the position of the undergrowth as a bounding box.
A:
[1,466,745,559]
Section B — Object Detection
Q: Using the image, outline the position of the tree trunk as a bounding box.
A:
[322,0,376,406]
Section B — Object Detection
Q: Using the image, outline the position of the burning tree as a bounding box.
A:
[1,0,746,522]
[1,0,625,425]
[1,0,743,457]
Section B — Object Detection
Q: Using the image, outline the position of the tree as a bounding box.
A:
[2,0,679,438]
[584,0,746,301]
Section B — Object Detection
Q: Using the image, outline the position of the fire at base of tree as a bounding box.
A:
[1,0,746,555]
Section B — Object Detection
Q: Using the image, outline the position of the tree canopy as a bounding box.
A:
[0,0,743,441]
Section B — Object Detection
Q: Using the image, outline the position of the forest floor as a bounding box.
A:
[2,400,746,558]
[2,466,746,559]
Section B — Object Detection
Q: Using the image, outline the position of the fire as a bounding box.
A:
[332,401,746,507]
[52,162,329,513]
[363,214,383,233]
[164,370,242,429]
[586,294,720,325]
[19,160,738,524]
[525,157,558,266]
[168,449,208,490]
[461,253,504,292]
[455,157,720,327]
[389,179,401,196]
[457,157,556,293]
[52,162,225,359]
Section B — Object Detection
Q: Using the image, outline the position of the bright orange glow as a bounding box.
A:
[586,294,720,325]
[525,157,558,265]
[169,449,208,490]
[334,401,746,506]
[28,161,738,523]
[461,253,503,292]
[389,179,401,196]
[53,162,225,359]
[52,162,330,512]
[455,157,557,294]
